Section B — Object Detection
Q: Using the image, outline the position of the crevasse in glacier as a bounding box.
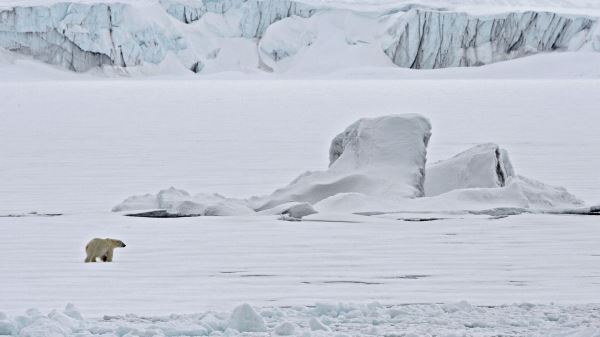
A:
[0,3,187,71]
[384,9,596,69]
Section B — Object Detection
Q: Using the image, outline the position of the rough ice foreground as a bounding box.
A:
[2,302,600,337]
[0,0,599,74]
[114,114,586,217]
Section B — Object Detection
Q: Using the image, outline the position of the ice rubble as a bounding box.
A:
[227,303,266,332]
[114,114,586,217]
[2,302,600,337]
[112,187,254,216]
[0,0,598,74]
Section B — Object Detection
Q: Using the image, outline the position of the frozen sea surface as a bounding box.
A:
[1,212,600,317]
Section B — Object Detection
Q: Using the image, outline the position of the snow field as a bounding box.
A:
[2,212,600,317]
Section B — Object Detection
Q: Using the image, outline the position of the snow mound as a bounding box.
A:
[113,187,254,216]
[255,114,432,210]
[227,303,266,333]
[425,143,515,197]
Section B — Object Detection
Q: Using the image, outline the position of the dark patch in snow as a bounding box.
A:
[219,271,246,274]
[190,61,203,73]
[323,280,383,285]
[302,219,363,223]
[353,211,386,216]
[443,233,458,236]
[508,280,527,286]
[125,210,197,218]
[239,274,277,278]
[382,275,430,280]
[489,215,510,220]
[0,212,62,217]
[469,208,527,216]
[401,217,447,222]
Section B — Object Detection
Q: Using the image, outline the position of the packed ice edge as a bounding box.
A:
[3,302,600,337]
[113,114,596,219]
[0,0,599,73]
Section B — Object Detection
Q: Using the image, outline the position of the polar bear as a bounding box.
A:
[84,238,126,263]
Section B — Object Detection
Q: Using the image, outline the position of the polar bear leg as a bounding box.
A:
[106,249,113,262]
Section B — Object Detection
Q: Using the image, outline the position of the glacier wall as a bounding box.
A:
[0,0,598,73]
[0,3,187,71]
[384,10,596,69]
[160,0,316,38]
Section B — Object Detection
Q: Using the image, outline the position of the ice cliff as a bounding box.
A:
[0,0,598,74]
[0,3,188,71]
[384,10,596,69]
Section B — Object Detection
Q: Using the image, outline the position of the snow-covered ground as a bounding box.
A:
[1,78,599,335]
[2,212,600,313]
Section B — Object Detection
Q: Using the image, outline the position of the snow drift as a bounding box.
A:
[0,0,598,74]
[114,113,586,217]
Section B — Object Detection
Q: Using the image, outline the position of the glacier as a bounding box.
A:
[0,0,598,74]
[384,10,596,69]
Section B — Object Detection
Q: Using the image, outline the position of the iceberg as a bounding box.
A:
[425,143,515,197]
[113,114,587,217]
[254,114,432,211]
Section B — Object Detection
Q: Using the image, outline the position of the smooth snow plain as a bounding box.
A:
[1,77,600,336]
